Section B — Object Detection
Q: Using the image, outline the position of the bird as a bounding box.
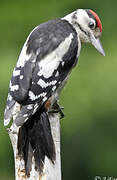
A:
[4,9,105,176]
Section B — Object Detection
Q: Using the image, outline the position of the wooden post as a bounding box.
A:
[8,113,61,180]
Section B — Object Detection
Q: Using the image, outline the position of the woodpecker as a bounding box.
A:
[4,9,105,175]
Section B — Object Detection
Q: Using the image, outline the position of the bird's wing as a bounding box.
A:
[4,39,36,126]
[4,19,78,126]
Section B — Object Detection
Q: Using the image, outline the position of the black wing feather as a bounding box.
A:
[4,19,78,126]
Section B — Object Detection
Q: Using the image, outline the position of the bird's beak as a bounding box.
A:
[91,34,105,56]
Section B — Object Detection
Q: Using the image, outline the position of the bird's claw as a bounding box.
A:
[48,102,65,119]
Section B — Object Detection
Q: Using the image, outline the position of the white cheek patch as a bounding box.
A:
[76,9,89,26]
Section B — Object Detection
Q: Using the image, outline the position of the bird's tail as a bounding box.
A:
[17,107,55,176]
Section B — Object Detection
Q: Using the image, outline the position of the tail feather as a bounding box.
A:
[17,107,55,176]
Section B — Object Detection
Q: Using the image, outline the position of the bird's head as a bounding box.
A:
[64,9,105,56]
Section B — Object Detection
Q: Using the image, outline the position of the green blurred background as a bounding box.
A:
[0,0,117,179]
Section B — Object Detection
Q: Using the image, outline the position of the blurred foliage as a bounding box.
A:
[0,0,117,179]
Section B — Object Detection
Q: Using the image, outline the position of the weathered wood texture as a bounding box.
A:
[8,113,61,180]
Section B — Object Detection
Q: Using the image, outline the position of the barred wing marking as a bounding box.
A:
[4,19,78,126]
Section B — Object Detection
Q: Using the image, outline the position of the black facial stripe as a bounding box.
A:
[72,12,88,35]
[75,22,88,35]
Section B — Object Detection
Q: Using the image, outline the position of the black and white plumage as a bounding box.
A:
[4,9,105,175]
[5,19,78,126]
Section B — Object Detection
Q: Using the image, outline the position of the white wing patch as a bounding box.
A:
[20,75,24,79]
[16,41,32,68]
[62,61,65,66]
[55,71,59,77]
[37,33,73,79]
[52,86,56,91]
[13,69,20,76]
[10,84,19,91]
[27,104,33,110]
[4,118,10,126]
[37,79,57,88]
[16,26,38,68]
[8,94,12,101]
[29,91,47,101]
[42,96,48,102]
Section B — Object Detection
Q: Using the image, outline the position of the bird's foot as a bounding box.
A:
[48,102,64,119]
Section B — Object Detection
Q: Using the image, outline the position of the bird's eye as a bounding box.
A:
[88,21,96,29]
